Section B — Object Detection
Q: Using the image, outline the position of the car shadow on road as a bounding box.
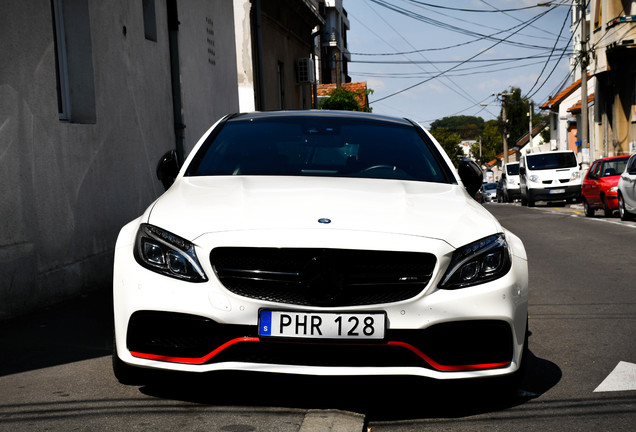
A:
[139,348,561,421]
[0,288,114,377]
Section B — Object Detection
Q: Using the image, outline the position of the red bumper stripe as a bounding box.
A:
[130,338,511,372]
[130,337,260,365]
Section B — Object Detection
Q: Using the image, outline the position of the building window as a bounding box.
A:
[142,0,157,42]
[51,0,96,123]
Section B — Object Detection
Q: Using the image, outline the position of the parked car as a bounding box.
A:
[481,182,498,202]
[519,150,581,207]
[502,162,521,202]
[618,153,636,221]
[113,111,528,391]
[582,155,630,217]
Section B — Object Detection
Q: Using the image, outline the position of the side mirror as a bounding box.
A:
[519,166,526,175]
[156,150,180,191]
[458,158,483,198]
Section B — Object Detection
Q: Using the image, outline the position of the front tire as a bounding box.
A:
[112,334,147,385]
[583,198,595,217]
[602,197,613,218]
[619,194,635,221]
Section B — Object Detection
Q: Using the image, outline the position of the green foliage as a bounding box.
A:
[430,127,463,167]
[319,86,373,112]
[429,116,484,140]
[471,119,502,165]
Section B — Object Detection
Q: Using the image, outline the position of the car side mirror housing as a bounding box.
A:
[458,158,483,198]
[157,150,180,191]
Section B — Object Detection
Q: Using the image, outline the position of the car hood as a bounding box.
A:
[147,176,501,248]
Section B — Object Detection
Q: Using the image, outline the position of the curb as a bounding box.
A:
[299,409,366,432]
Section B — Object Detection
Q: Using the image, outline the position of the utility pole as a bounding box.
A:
[528,99,533,151]
[578,0,589,166]
[501,92,509,165]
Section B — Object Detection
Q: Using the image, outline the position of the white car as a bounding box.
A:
[519,150,582,206]
[481,182,498,202]
[618,153,636,221]
[113,111,528,390]
[503,162,521,202]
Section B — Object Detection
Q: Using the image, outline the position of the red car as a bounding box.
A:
[582,155,631,217]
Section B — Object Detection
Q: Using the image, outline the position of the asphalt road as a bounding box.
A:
[1,202,635,431]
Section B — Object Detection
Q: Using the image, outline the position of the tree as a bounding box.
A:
[429,116,484,140]
[319,86,373,112]
[471,119,502,165]
[430,127,463,167]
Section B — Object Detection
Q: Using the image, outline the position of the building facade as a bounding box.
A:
[317,0,351,86]
[234,0,324,112]
[0,0,240,319]
[589,0,636,157]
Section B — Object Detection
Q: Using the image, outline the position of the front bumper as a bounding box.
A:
[127,311,513,372]
[113,223,528,380]
[527,184,581,202]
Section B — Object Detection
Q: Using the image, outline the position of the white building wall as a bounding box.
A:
[234,0,256,112]
[0,0,239,319]
[177,0,240,155]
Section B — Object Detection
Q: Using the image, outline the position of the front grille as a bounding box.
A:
[210,247,436,307]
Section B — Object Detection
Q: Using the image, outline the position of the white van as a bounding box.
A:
[519,150,581,207]
[502,162,521,202]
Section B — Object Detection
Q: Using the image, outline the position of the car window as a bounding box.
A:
[526,152,577,170]
[600,157,629,177]
[506,164,519,176]
[484,183,497,191]
[186,116,452,183]
[588,161,599,179]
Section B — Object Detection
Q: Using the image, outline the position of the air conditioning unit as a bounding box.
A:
[295,58,315,84]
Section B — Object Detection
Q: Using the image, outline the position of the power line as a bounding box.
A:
[525,5,572,97]
[369,5,556,104]
[401,0,549,13]
[367,0,562,51]
[365,0,486,113]
[352,52,571,65]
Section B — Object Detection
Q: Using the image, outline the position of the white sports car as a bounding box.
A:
[113,111,528,388]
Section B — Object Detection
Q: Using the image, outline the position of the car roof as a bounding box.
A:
[227,110,414,127]
[592,155,631,162]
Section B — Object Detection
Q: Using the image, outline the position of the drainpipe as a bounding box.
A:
[252,0,265,110]
[311,27,321,108]
[167,0,185,163]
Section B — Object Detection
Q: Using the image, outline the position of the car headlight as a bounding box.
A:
[529,175,540,183]
[610,186,618,193]
[507,177,515,184]
[439,234,511,290]
[571,171,580,181]
[134,224,207,282]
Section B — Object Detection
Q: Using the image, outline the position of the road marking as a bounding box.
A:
[594,361,636,392]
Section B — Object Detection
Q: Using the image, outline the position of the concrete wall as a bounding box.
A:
[176,0,240,155]
[0,0,239,319]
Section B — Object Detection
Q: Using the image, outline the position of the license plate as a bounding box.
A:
[549,189,565,194]
[258,310,386,340]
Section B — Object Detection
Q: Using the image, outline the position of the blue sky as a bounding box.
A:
[344,0,575,128]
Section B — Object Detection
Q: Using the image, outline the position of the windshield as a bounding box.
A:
[600,157,629,177]
[506,163,519,176]
[526,152,577,170]
[186,115,452,183]
[484,183,497,190]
